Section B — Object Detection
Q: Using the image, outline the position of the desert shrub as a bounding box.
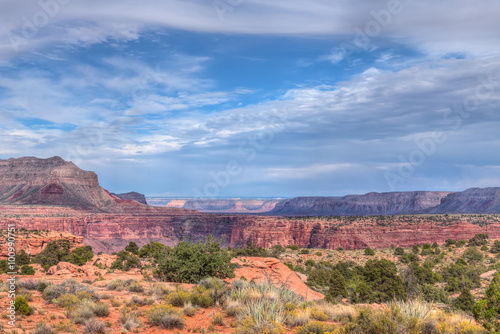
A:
[93,302,110,317]
[315,251,323,256]
[421,284,449,304]
[198,277,226,304]
[300,249,310,255]
[128,281,144,293]
[83,318,107,334]
[293,321,338,334]
[364,247,375,256]
[310,308,328,321]
[286,308,310,327]
[31,322,56,334]
[36,279,52,293]
[167,287,192,307]
[225,299,241,316]
[457,239,467,247]
[212,311,224,326]
[445,238,457,247]
[0,259,9,273]
[107,279,125,291]
[394,247,405,255]
[153,235,235,283]
[233,241,270,257]
[191,285,215,308]
[463,246,483,264]
[183,302,197,317]
[433,309,487,334]
[315,303,356,322]
[147,304,185,329]
[14,296,31,315]
[305,259,316,267]
[20,265,35,275]
[287,245,300,251]
[68,300,97,324]
[468,233,489,246]
[120,308,142,331]
[234,315,285,334]
[125,241,140,255]
[19,279,37,290]
[56,293,79,309]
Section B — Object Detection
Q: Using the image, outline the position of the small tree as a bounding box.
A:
[153,235,235,283]
[125,242,140,255]
[16,250,30,266]
[364,247,375,256]
[412,245,420,254]
[453,288,475,314]
[325,270,347,303]
[474,272,500,332]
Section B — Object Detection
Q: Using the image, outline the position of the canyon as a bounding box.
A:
[2,156,500,253]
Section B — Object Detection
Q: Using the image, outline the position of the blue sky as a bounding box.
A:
[0,0,500,197]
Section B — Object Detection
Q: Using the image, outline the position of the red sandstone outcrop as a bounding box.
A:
[0,230,83,259]
[229,257,324,301]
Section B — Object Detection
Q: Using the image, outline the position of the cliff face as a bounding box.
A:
[428,187,500,214]
[2,205,500,253]
[269,191,451,216]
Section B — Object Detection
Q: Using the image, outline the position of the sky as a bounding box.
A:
[0,0,499,198]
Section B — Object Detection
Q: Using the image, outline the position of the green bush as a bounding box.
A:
[394,247,405,256]
[463,246,483,264]
[153,235,235,283]
[287,245,300,251]
[14,296,31,315]
[364,247,375,256]
[453,288,475,314]
[111,250,140,271]
[16,249,30,266]
[490,240,500,254]
[139,241,166,258]
[21,265,35,275]
[65,246,94,266]
[468,233,489,246]
[300,249,310,255]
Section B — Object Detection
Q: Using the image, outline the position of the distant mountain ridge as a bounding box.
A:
[267,188,500,216]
